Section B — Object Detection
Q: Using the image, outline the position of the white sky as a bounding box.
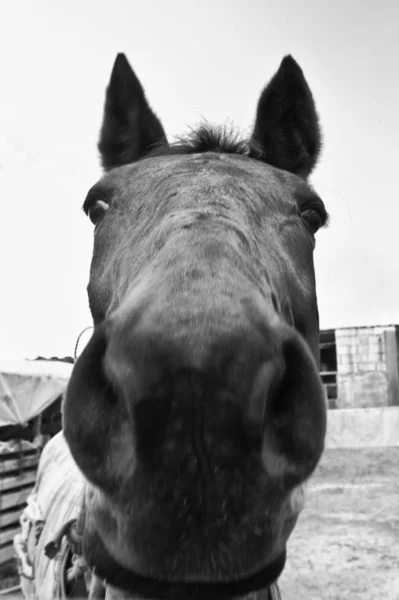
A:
[1,0,398,359]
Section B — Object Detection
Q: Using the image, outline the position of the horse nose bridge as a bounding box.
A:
[103,283,290,413]
[106,272,281,359]
[103,283,281,392]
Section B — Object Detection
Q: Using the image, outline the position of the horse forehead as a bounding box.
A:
[101,153,298,209]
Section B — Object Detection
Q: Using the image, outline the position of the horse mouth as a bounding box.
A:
[90,538,287,600]
[80,481,305,600]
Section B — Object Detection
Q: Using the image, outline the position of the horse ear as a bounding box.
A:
[249,56,321,178]
[98,53,167,171]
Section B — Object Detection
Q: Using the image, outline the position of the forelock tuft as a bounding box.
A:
[146,122,254,159]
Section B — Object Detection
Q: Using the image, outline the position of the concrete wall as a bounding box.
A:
[335,326,395,408]
[326,407,399,448]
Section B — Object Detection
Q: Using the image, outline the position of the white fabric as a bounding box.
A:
[14,495,44,582]
[326,407,399,448]
[0,359,72,426]
[16,431,84,600]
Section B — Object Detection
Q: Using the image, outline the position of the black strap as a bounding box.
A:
[95,558,285,599]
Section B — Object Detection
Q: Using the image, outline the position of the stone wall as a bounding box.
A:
[335,326,395,408]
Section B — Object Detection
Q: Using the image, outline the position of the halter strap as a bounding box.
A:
[92,554,285,599]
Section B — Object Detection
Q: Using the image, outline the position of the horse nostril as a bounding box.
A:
[261,328,327,486]
[63,325,135,492]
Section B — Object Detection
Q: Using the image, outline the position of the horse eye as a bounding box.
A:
[301,208,322,235]
[88,200,109,226]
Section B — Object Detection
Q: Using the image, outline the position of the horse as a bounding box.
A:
[26,53,330,599]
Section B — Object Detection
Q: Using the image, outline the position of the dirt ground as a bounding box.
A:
[1,448,398,599]
[279,447,399,600]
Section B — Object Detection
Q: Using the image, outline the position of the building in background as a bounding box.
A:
[320,325,399,409]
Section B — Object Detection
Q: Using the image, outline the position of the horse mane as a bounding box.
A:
[146,123,262,160]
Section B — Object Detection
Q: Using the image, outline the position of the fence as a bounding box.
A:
[0,442,40,564]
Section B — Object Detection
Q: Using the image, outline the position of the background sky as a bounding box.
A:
[1,0,398,359]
